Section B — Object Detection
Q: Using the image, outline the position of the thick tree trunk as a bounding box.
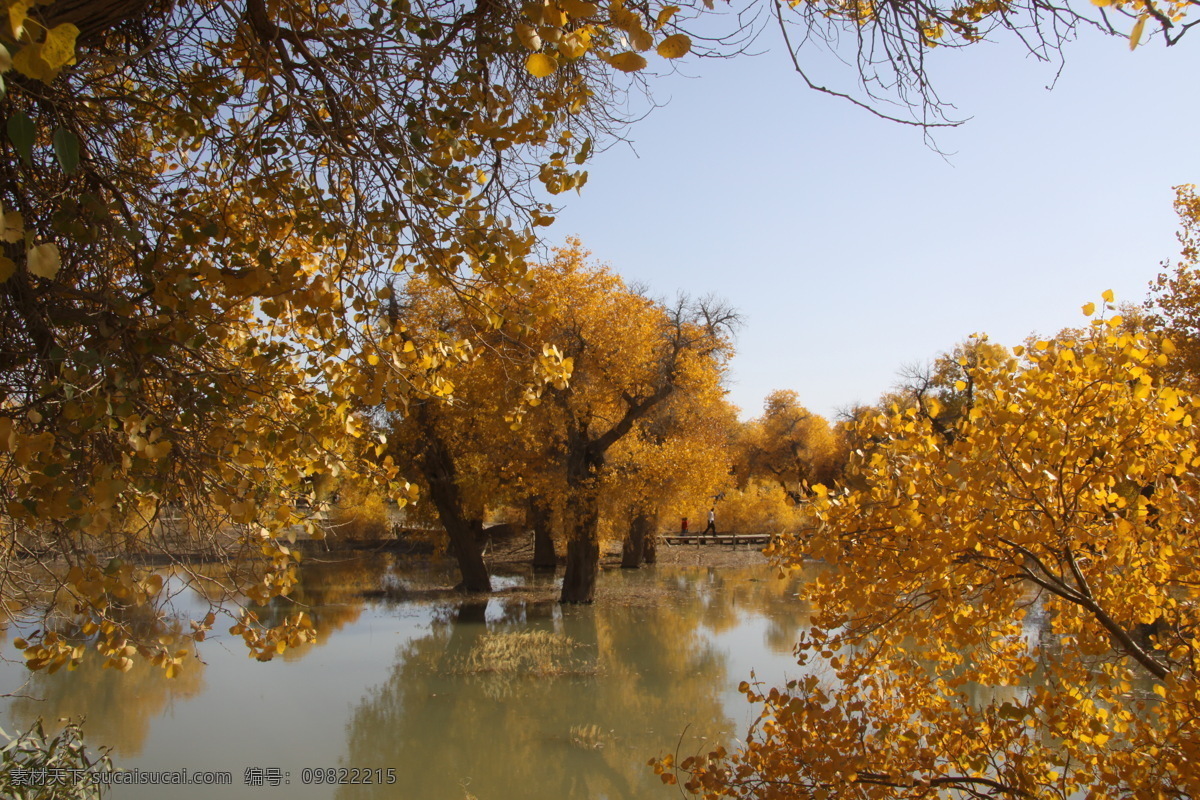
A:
[621,512,652,569]
[560,437,602,603]
[445,518,491,593]
[419,419,491,593]
[561,533,600,604]
[44,0,157,46]
[529,500,557,571]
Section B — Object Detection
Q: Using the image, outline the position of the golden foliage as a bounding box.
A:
[1,0,614,669]
[739,391,846,496]
[1148,184,1200,388]
[385,239,736,596]
[714,481,806,536]
[670,302,1200,798]
[323,480,396,543]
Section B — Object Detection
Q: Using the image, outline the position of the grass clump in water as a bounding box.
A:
[457,630,595,677]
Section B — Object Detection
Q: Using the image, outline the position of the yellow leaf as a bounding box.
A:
[144,573,164,596]
[0,43,11,74]
[525,52,558,77]
[1130,15,1147,49]
[629,26,654,51]
[606,51,647,72]
[26,243,60,279]
[559,0,598,18]
[559,30,590,59]
[40,23,79,70]
[2,210,23,242]
[1102,288,1115,302]
[1082,302,1096,316]
[11,42,54,82]
[515,23,542,50]
[655,5,681,28]
[7,0,29,39]
[656,33,691,58]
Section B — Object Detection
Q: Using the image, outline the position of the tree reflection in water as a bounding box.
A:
[0,558,816,800]
[334,575,795,800]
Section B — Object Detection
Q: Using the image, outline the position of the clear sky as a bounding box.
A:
[542,17,1200,420]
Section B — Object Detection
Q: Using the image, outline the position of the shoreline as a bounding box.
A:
[345,535,775,607]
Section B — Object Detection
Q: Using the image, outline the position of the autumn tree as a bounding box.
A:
[0,0,625,669]
[1148,184,1200,388]
[379,272,573,593]
[601,373,738,568]
[739,390,845,498]
[526,244,737,603]
[1,0,1194,675]
[382,242,736,595]
[664,297,1200,799]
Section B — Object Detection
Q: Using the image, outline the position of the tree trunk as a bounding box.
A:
[560,435,603,603]
[621,512,652,569]
[529,499,557,571]
[419,419,491,593]
[643,516,658,564]
[561,534,600,604]
[445,517,491,593]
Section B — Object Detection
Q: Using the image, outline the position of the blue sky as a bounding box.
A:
[544,19,1199,420]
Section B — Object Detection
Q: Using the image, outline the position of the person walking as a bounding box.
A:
[703,507,717,535]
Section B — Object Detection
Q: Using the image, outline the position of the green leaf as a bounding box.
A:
[7,111,34,166]
[53,127,79,174]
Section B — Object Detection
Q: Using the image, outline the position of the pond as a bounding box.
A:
[0,553,821,800]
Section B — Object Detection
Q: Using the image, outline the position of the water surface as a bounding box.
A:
[0,555,816,800]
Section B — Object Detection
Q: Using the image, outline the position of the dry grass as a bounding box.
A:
[456,630,593,677]
[569,722,610,750]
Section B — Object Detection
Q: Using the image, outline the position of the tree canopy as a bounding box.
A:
[662,295,1200,798]
[1,0,1196,673]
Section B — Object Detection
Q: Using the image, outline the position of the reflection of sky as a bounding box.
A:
[0,562,805,800]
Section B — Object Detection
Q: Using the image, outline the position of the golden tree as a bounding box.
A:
[666,297,1200,799]
[1148,184,1200,388]
[2,0,1195,674]
[529,243,737,603]
[740,391,845,499]
[380,272,569,593]
[384,241,736,594]
[0,0,603,669]
[602,371,739,567]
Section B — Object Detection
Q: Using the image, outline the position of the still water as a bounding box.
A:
[0,554,818,800]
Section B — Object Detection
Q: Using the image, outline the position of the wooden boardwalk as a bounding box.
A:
[661,533,772,547]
